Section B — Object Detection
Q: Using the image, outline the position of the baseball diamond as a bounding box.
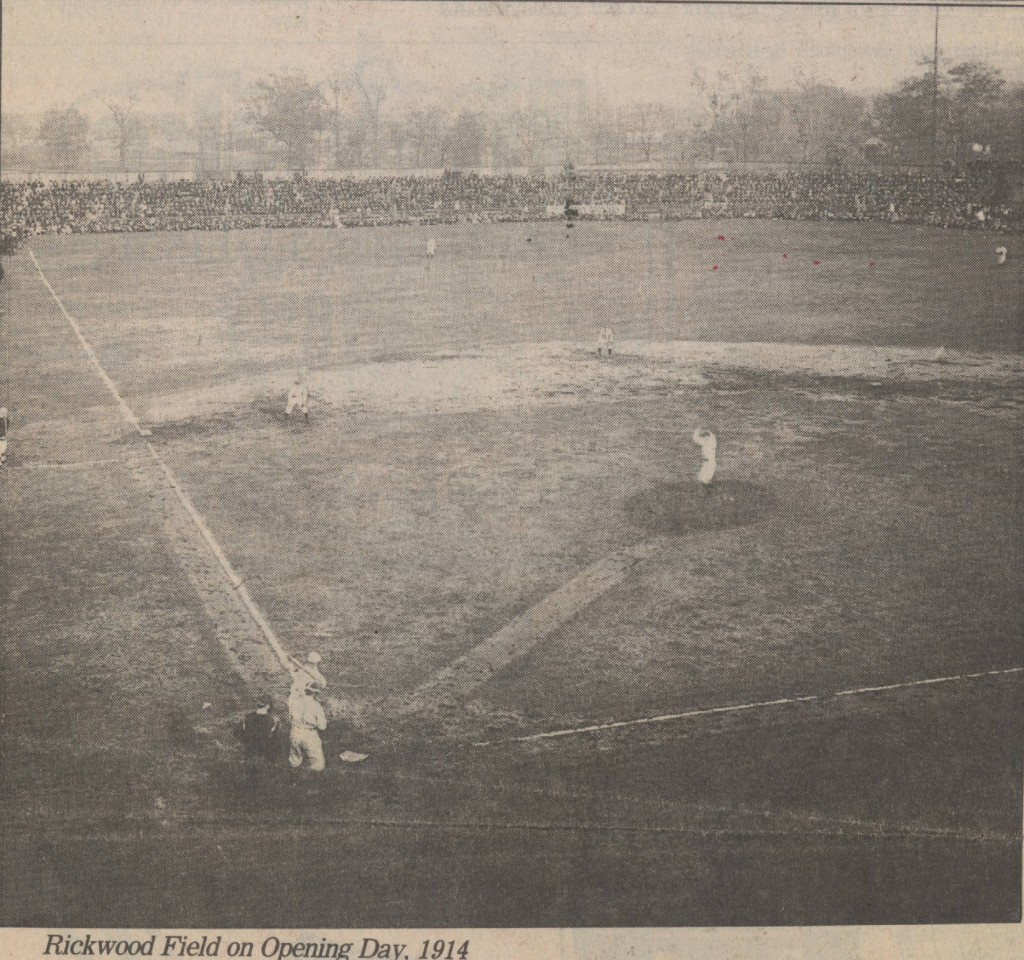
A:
[2,217,1021,926]
[2,0,1024,936]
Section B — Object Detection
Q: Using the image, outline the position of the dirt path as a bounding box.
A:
[391,539,667,717]
[143,339,1024,424]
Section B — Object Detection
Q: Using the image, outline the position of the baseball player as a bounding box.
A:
[288,680,327,772]
[286,373,309,421]
[996,245,1008,266]
[0,408,7,467]
[597,328,614,357]
[693,428,717,490]
[288,650,328,693]
[235,695,281,765]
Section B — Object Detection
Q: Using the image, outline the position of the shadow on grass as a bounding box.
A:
[625,479,776,535]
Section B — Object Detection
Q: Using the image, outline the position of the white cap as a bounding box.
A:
[307,651,322,664]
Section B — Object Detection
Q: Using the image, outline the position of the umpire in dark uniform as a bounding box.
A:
[235,695,281,766]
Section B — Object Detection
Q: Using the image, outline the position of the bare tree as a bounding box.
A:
[193,107,224,172]
[349,62,388,168]
[631,102,659,164]
[691,70,740,159]
[732,69,766,162]
[781,75,868,165]
[104,96,145,171]
[510,108,538,168]
[690,68,781,162]
[448,111,486,168]
[323,74,349,167]
[406,108,445,168]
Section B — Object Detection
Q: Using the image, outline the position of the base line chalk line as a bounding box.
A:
[472,667,1024,746]
[15,457,151,471]
[28,248,295,680]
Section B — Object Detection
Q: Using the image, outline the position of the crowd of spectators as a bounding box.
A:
[2,168,1017,247]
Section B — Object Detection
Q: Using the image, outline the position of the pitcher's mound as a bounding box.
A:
[625,480,773,535]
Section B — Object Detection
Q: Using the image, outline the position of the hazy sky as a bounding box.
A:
[4,1,1023,118]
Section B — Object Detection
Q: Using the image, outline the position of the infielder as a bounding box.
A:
[286,374,309,421]
[288,681,327,772]
[693,428,717,490]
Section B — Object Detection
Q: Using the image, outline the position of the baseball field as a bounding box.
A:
[1,219,1022,926]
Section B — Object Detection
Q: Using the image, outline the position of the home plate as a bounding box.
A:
[339,751,369,763]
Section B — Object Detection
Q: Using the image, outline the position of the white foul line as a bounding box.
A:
[472,667,1024,747]
[29,250,148,436]
[28,248,294,677]
[15,457,151,471]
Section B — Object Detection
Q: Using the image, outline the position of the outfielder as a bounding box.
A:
[693,428,717,490]
[288,681,327,772]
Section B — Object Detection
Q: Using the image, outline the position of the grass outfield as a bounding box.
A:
[2,221,1023,925]
[32,220,1023,399]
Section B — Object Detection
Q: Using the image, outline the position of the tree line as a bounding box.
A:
[5,57,1021,173]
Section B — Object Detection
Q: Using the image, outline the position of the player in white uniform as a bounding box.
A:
[693,428,717,490]
[597,328,614,357]
[288,650,328,693]
[286,375,309,421]
[287,682,327,772]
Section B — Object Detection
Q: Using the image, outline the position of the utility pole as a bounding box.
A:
[931,4,940,170]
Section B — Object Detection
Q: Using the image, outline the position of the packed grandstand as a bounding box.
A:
[1,168,1018,245]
